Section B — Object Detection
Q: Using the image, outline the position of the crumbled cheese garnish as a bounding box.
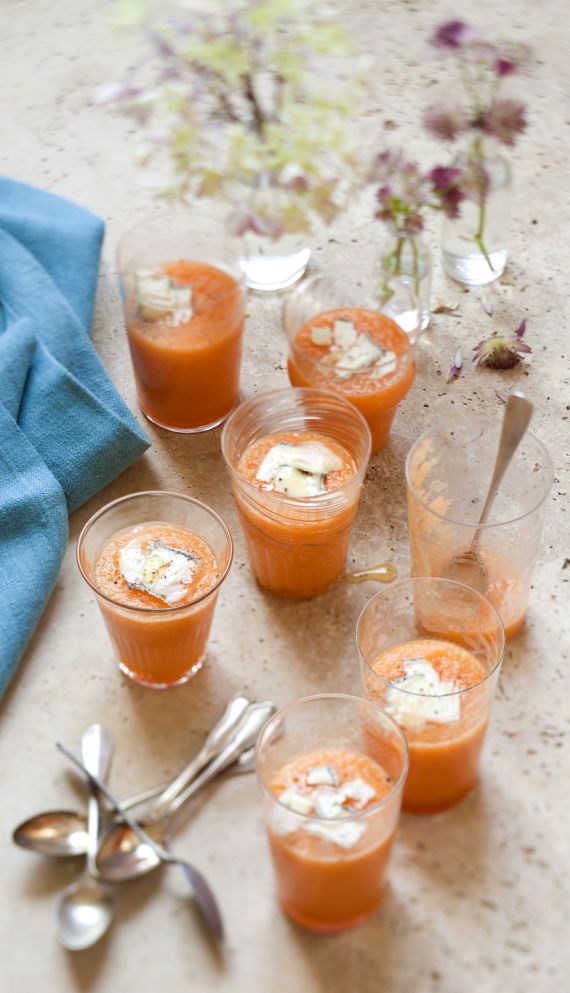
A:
[119,539,197,605]
[305,819,365,848]
[278,789,313,816]
[133,269,193,326]
[306,764,339,787]
[385,657,460,731]
[256,441,343,497]
[310,325,333,347]
[315,318,398,382]
[342,779,377,809]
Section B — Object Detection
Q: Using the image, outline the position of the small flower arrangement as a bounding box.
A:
[97,0,369,239]
[371,150,464,309]
[423,20,530,271]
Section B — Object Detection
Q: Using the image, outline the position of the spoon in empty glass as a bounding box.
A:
[56,724,116,951]
[443,392,534,594]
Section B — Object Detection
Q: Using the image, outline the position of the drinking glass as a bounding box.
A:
[283,268,416,453]
[77,491,233,688]
[255,693,408,931]
[117,212,246,432]
[357,577,505,813]
[405,414,553,638]
[221,387,371,598]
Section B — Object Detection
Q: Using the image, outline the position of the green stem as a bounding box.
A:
[471,136,495,272]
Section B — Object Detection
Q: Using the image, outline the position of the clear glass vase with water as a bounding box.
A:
[442,141,512,286]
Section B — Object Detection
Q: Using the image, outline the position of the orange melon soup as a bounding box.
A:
[288,309,415,454]
[368,639,489,814]
[235,430,358,598]
[93,522,221,687]
[125,260,245,431]
[267,748,396,931]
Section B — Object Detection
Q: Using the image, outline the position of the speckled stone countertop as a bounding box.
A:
[1,1,569,991]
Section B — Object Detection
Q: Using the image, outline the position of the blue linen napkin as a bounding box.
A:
[0,178,150,696]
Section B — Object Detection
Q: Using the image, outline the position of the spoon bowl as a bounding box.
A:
[13,811,89,858]
[56,878,116,951]
[443,392,533,594]
[96,820,167,880]
[442,550,489,595]
[56,725,116,951]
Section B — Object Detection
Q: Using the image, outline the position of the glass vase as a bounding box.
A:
[442,139,512,286]
[229,177,311,292]
[379,232,432,338]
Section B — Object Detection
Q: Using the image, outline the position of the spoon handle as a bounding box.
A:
[56,742,225,943]
[475,392,534,534]
[148,694,251,820]
[167,703,275,818]
[81,725,114,878]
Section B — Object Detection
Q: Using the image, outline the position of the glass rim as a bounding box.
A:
[405,413,553,530]
[356,576,506,699]
[255,692,409,822]
[76,490,234,614]
[115,208,247,300]
[221,386,372,510]
[283,278,415,368]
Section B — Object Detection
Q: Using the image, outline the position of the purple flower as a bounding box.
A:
[495,58,516,77]
[403,212,424,235]
[493,42,531,77]
[473,320,531,369]
[431,20,472,49]
[447,349,463,383]
[480,98,527,146]
[423,102,469,141]
[429,165,465,218]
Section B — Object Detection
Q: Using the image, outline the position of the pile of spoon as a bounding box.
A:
[12,694,275,950]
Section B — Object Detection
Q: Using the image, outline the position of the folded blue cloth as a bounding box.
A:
[0,178,150,696]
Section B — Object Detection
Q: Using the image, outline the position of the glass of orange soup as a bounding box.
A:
[256,694,408,932]
[406,415,552,639]
[283,270,416,454]
[117,212,246,432]
[221,388,371,599]
[357,577,505,814]
[77,492,233,688]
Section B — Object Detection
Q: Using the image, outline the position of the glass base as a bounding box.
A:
[118,653,205,689]
[241,247,310,292]
[383,304,430,335]
[442,248,507,286]
[140,404,236,434]
[280,896,380,932]
[402,779,477,815]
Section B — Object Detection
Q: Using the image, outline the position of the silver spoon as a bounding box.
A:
[12,749,256,860]
[57,742,225,944]
[94,701,275,883]
[13,693,252,859]
[443,392,534,594]
[56,725,116,951]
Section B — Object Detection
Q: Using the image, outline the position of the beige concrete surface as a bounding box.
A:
[1,1,569,991]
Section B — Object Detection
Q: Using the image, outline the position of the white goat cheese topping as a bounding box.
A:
[385,657,460,731]
[256,441,343,497]
[312,317,397,381]
[119,539,197,605]
[133,269,193,326]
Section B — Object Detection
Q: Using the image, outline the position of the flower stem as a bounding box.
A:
[471,137,495,272]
